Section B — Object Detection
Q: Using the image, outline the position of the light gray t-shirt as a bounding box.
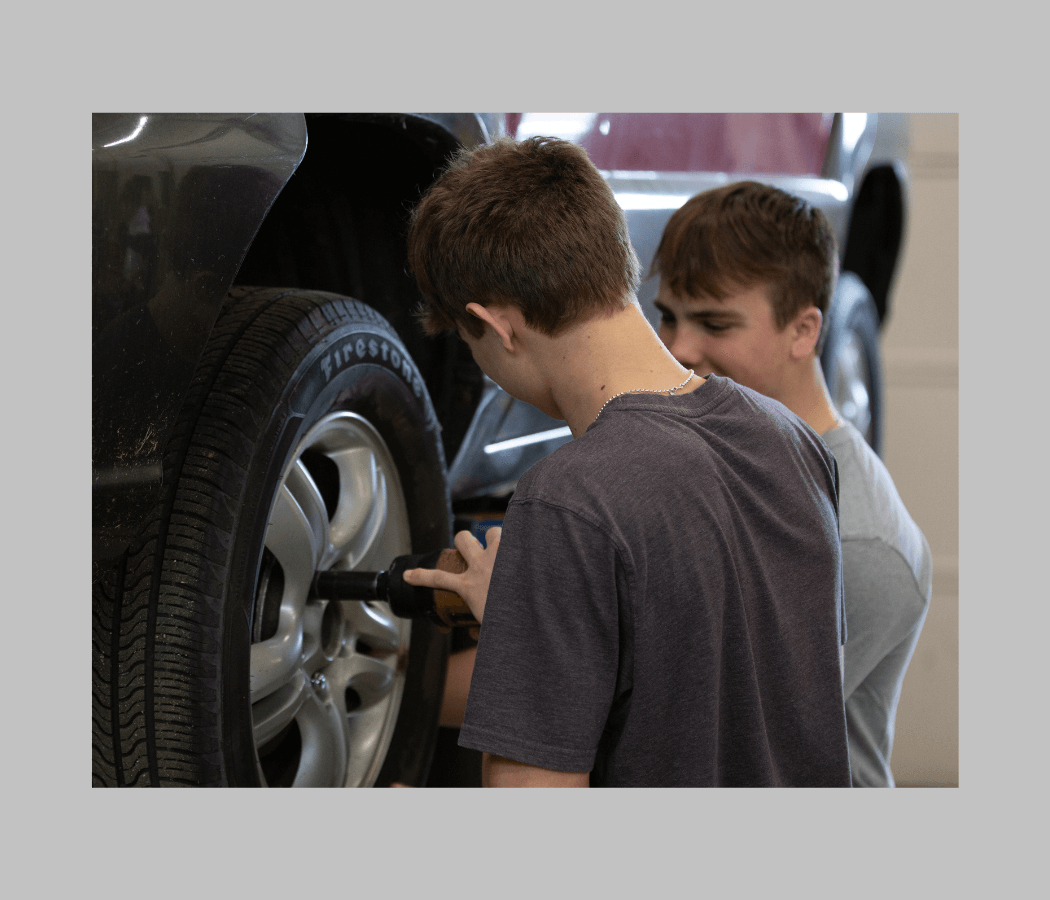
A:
[459,375,852,786]
[822,421,932,787]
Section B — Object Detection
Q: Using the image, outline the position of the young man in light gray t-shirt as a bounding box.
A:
[651,180,932,786]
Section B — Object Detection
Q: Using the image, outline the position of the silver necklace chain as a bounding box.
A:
[594,370,695,421]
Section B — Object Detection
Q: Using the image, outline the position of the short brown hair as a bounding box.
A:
[407,136,640,339]
[652,181,837,333]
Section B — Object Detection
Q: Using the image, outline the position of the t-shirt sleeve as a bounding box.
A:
[840,537,931,699]
[457,498,622,773]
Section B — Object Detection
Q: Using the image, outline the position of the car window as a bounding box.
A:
[509,113,832,176]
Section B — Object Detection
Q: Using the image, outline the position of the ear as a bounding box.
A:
[465,302,516,352]
[789,306,822,360]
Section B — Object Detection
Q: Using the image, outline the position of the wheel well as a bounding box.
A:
[841,163,906,326]
[233,113,484,462]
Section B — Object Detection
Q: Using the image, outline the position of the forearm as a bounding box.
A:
[439,646,477,729]
[482,753,590,787]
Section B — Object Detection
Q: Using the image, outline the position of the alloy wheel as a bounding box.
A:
[249,411,412,787]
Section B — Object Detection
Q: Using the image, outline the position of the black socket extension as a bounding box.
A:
[311,549,477,631]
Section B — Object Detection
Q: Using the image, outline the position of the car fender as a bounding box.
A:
[92,113,307,558]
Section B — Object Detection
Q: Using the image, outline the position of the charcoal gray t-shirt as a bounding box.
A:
[458,375,852,786]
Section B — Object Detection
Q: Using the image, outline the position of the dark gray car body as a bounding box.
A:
[93,112,907,557]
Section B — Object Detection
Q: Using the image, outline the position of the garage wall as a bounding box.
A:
[877,113,959,786]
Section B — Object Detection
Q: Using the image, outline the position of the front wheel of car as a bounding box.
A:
[92,287,452,786]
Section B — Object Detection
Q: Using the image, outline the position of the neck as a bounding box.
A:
[779,356,842,435]
[540,302,702,437]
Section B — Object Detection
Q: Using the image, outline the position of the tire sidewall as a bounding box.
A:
[221,309,452,786]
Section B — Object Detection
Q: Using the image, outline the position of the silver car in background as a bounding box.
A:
[453,112,906,502]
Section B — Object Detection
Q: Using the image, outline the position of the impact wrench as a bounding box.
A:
[310,548,477,632]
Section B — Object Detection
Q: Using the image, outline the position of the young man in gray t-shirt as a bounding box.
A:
[403,139,851,787]
[651,180,932,786]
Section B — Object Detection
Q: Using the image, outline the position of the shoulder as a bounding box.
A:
[822,422,932,596]
[507,442,614,542]
[716,378,839,493]
[512,435,594,499]
[821,423,903,528]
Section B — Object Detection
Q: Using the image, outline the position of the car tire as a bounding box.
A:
[820,271,885,457]
[92,286,452,786]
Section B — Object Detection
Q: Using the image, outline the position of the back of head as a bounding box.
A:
[652,181,837,333]
[407,136,640,338]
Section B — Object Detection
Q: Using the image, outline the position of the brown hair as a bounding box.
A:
[407,136,640,339]
[651,181,838,335]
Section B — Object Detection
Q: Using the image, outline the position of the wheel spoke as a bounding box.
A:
[266,482,321,598]
[344,706,395,786]
[251,482,319,700]
[250,633,304,703]
[344,601,403,656]
[326,447,388,567]
[284,459,331,562]
[252,669,308,748]
[338,647,407,787]
[327,651,398,713]
[291,687,350,787]
[297,602,326,675]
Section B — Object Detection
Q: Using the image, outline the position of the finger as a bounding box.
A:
[453,528,484,561]
[402,566,462,593]
[484,525,502,550]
